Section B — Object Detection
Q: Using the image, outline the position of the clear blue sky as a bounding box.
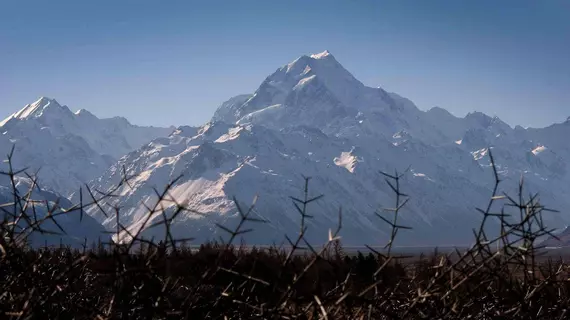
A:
[1,0,569,128]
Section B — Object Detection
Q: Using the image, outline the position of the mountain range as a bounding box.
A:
[0,97,174,196]
[3,50,570,247]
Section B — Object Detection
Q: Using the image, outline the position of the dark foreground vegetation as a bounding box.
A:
[1,147,569,319]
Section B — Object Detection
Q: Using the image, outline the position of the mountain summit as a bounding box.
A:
[12,96,63,118]
[310,49,333,59]
[212,50,369,125]
[0,97,72,126]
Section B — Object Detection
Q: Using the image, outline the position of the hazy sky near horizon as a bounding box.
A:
[1,0,569,128]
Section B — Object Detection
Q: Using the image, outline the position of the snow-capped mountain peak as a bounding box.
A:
[212,50,409,133]
[282,50,364,96]
[0,97,73,126]
[16,96,61,116]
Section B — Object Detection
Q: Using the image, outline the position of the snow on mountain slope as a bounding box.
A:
[83,51,570,246]
[85,121,494,245]
[0,97,175,196]
[212,94,254,124]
